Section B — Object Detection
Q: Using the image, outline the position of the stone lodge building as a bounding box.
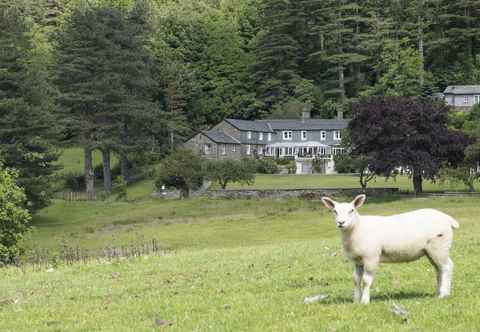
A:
[185,110,350,174]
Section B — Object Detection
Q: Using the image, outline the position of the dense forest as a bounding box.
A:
[1,0,480,206]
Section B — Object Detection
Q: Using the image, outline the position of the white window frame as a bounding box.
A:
[221,144,226,155]
[320,131,327,141]
[301,131,307,141]
[333,147,345,155]
[267,133,272,141]
[247,131,252,139]
[259,132,263,141]
[204,143,211,155]
[232,145,236,152]
[464,95,469,104]
[246,144,251,155]
[333,130,341,141]
[475,95,480,104]
[282,131,292,140]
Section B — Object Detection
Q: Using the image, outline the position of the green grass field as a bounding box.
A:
[220,174,477,192]
[2,149,478,331]
[2,195,479,331]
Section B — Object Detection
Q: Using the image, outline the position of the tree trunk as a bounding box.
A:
[417,0,425,86]
[84,147,95,195]
[102,149,112,192]
[413,169,423,194]
[120,154,129,183]
[180,186,190,199]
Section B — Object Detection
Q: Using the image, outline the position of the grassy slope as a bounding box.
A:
[220,174,476,192]
[3,197,479,331]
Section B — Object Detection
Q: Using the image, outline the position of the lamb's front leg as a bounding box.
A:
[353,264,363,303]
[360,258,379,304]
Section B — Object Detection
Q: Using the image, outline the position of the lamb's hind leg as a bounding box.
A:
[426,245,454,298]
[353,264,363,303]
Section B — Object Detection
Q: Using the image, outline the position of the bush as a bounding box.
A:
[206,159,255,189]
[113,176,128,200]
[256,158,279,174]
[0,168,31,265]
[275,157,294,166]
[334,155,357,173]
[63,172,85,191]
[156,149,205,198]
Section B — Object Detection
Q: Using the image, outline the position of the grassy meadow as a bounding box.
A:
[1,195,479,331]
[219,174,477,192]
[1,148,479,331]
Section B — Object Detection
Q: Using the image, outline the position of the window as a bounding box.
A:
[259,132,263,141]
[301,131,307,141]
[464,96,469,104]
[246,144,251,155]
[318,147,326,155]
[268,133,272,141]
[282,131,292,140]
[232,145,236,152]
[204,143,211,155]
[247,131,252,139]
[221,144,226,155]
[333,147,345,155]
[320,131,327,141]
[334,130,341,140]
[475,95,480,104]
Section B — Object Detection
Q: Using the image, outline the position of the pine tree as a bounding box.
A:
[252,0,302,113]
[0,1,60,211]
[55,1,162,191]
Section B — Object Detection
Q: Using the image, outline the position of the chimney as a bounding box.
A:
[302,103,312,122]
[337,110,344,120]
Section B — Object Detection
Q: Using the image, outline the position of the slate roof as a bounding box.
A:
[202,130,240,144]
[224,118,349,132]
[224,119,274,132]
[444,85,480,95]
[256,119,349,131]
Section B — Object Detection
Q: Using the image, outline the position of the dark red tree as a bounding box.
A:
[349,97,471,194]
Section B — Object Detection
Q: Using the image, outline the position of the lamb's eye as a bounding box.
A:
[349,209,354,213]
[333,210,338,214]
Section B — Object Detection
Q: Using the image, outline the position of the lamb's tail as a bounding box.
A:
[449,217,460,229]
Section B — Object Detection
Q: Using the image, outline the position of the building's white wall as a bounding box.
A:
[446,94,480,107]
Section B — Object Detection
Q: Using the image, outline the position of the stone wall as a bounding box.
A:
[203,187,399,199]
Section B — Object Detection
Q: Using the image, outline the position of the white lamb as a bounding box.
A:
[321,194,459,304]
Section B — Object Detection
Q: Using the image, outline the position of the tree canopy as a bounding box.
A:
[349,97,471,193]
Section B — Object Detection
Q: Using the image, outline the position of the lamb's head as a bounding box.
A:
[321,195,366,230]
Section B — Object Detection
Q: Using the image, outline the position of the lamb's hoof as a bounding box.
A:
[438,293,450,299]
[360,298,370,305]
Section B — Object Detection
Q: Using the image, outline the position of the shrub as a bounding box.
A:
[0,168,31,265]
[256,158,279,174]
[63,172,85,191]
[156,149,205,198]
[206,159,255,189]
[113,176,128,200]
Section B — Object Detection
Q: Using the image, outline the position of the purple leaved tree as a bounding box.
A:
[349,97,470,194]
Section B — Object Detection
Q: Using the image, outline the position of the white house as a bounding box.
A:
[444,85,480,111]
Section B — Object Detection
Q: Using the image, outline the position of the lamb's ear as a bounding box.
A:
[321,197,336,210]
[352,194,366,209]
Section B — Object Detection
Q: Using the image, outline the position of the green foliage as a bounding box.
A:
[0,168,31,265]
[156,149,205,198]
[0,1,60,211]
[362,39,430,98]
[113,176,128,201]
[255,158,279,174]
[333,155,356,174]
[206,159,255,189]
